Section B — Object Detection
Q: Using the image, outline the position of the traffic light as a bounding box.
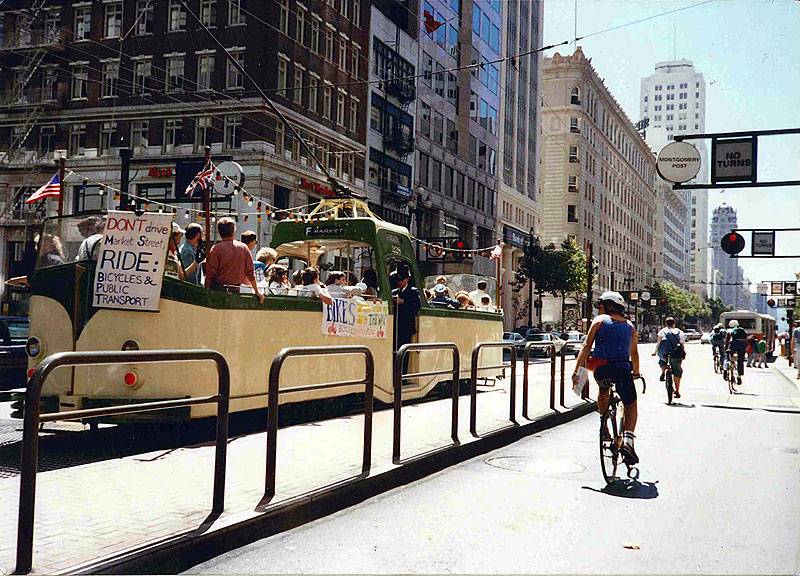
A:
[449,238,468,262]
[658,297,668,306]
[720,231,745,256]
[767,298,776,308]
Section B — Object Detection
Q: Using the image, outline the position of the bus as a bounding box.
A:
[719,310,776,356]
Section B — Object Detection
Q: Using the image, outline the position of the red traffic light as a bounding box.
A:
[452,239,466,250]
[720,231,745,256]
[767,298,776,308]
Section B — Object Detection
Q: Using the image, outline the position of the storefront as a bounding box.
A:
[501,225,532,330]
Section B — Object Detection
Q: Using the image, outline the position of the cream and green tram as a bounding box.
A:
[20,207,502,422]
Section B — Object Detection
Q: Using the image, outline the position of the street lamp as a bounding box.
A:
[407,186,433,260]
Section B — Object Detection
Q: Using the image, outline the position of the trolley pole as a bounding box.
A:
[119,147,132,210]
[202,146,211,248]
[56,157,65,217]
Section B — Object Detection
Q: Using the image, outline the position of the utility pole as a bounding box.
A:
[119,148,132,210]
[56,156,65,217]
[585,242,593,324]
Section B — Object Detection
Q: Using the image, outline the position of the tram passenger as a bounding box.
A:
[39,234,65,267]
[266,265,291,295]
[204,217,265,303]
[392,266,421,375]
[256,247,278,276]
[429,283,460,309]
[164,222,186,281]
[469,280,491,307]
[296,267,333,304]
[291,269,303,288]
[325,271,364,298]
[241,231,265,284]
[455,291,473,309]
[179,223,204,285]
[75,216,104,261]
[430,275,455,299]
[360,268,379,298]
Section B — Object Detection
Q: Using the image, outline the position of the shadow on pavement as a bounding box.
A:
[668,402,696,408]
[583,479,659,499]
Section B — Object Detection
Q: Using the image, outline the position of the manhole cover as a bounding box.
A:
[485,455,587,476]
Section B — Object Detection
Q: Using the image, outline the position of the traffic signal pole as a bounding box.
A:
[585,242,593,323]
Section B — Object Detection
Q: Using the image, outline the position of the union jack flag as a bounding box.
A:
[185,160,215,197]
[25,173,62,204]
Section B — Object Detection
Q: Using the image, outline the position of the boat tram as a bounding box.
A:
[19,197,503,422]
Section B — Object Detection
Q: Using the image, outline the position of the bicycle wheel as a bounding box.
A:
[600,401,619,484]
[727,360,737,394]
[666,369,674,404]
[713,353,722,374]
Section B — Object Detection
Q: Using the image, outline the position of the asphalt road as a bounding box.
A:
[187,342,800,575]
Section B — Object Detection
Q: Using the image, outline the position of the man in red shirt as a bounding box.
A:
[204,217,265,303]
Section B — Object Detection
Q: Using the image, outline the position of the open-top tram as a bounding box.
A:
[19,198,503,422]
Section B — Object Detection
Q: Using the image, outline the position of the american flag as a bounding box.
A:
[185,160,215,197]
[489,243,503,261]
[25,173,62,204]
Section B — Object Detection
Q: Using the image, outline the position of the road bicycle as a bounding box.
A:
[724,348,740,394]
[599,375,646,484]
[713,346,723,374]
[663,353,675,404]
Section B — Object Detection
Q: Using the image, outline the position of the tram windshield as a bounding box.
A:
[423,274,497,298]
[274,239,379,295]
[34,214,107,270]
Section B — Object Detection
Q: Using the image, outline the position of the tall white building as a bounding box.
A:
[640,60,707,295]
[710,204,749,309]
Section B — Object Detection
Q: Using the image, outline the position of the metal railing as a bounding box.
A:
[392,342,460,463]
[16,349,231,575]
[263,345,374,502]
[521,342,557,418]
[469,342,517,437]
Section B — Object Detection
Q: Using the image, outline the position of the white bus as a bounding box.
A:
[719,310,776,356]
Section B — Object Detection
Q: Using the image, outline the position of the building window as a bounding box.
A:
[340,0,349,17]
[338,37,348,70]
[567,205,577,223]
[277,58,288,97]
[349,99,358,132]
[308,73,319,113]
[168,0,186,31]
[337,92,346,126]
[133,59,151,95]
[570,86,581,105]
[101,60,119,97]
[433,111,444,144]
[323,85,332,119]
[136,0,154,34]
[195,116,213,151]
[166,55,185,92]
[39,125,56,153]
[353,0,360,26]
[200,0,216,26]
[293,66,303,104]
[105,2,122,38]
[99,122,117,155]
[569,146,579,163]
[568,175,578,193]
[420,102,431,138]
[570,117,580,133]
[280,0,289,34]
[350,43,359,76]
[224,114,242,149]
[197,53,215,91]
[71,65,88,99]
[131,120,148,153]
[164,119,182,151]
[295,7,305,43]
[74,6,91,41]
[69,124,86,156]
[310,17,320,53]
[226,51,244,89]
[228,0,245,25]
[325,27,335,61]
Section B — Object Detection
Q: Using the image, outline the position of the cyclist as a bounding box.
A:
[725,319,748,385]
[653,317,686,398]
[710,323,726,368]
[573,291,641,465]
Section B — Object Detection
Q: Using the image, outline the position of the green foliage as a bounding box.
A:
[647,281,711,324]
[517,237,559,296]
[706,296,732,323]
[556,238,587,295]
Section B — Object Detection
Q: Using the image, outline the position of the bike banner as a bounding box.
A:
[322,297,389,339]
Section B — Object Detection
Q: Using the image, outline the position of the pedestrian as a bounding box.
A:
[164,222,186,281]
[204,217,264,303]
[179,223,204,285]
[791,320,800,379]
[756,337,767,368]
[391,266,421,375]
[745,335,755,367]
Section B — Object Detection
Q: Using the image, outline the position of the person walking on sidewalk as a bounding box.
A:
[572,291,641,465]
[755,337,768,368]
[791,320,800,379]
[654,317,686,398]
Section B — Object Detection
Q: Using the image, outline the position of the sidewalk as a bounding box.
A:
[0,360,590,575]
[773,355,800,392]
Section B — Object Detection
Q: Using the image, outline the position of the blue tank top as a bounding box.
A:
[593,315,633,362]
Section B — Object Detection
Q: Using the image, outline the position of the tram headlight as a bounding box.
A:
[122,340,140,351]
[25,337,42,358]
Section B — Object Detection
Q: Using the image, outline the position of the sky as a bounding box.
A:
[542,0,800,292]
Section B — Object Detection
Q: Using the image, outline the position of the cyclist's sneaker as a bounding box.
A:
[737,377,742,385]
[620,432,639,465]
[674,391,681,398]
[659,372,665,382]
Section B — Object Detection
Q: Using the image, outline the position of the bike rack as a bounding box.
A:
[521,342,556,419]
[392,342,460,463]
[263,345,374,502]
[470,341,517,437]
[560,347,567,407]
[16,349,231,575]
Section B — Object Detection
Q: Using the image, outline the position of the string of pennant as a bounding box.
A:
[412,237,503,257]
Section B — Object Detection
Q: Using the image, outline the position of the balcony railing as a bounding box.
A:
[1,30,64,51]
[384,78,416,103]
[0,89,60,107]
[385,129,414,154]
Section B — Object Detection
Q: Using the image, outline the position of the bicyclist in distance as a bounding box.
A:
[573,291,641,465]
[653,317,686,398]
[710,323,726,366]
[725,319,748,385]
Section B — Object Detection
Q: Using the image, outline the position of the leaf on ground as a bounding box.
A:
[623,543,641,550]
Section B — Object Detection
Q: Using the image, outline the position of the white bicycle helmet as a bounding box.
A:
[598,291,626,307]
[728,319,739,328]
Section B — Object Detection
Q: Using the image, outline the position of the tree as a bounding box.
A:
[516,237,559,327]
[706,296,732,324]
[552,238,587,329]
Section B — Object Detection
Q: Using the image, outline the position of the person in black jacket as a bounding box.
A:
[391,266,421,375]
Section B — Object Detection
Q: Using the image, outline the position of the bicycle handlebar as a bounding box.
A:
[633,375,646,394]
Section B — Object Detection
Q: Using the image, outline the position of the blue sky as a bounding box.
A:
[543,0,800,289]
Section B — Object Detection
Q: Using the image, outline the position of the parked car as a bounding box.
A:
[0,316,28,390]
[684,329,702,341]
[502,332,526,357]
[560,331,585,357]
[523,330,566,357]
[700,332,712,344]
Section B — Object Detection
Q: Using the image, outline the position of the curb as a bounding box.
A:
[63,402,596,575]
[773,363,800,391]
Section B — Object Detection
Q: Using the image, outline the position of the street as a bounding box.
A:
[187,342,800,574]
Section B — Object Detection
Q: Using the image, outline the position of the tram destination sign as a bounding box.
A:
[92,211,173,312]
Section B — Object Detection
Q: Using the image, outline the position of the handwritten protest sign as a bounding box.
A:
[322,297,389,339]
[92,211,173,312]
